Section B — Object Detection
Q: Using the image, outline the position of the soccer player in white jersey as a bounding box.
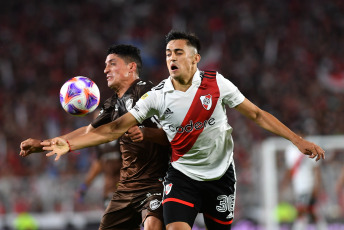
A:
[37,31,325,230]
[283,144,327,230]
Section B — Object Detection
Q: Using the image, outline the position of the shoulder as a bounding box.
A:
[136,79,154,86]
[132,79,155,96]
[200,70,217,79]
[133,79,154,89]
[151,79,167,91]
[200,70,230,85]
[207,70,236,88]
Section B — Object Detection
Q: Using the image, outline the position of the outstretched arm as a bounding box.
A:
[20,138,45,156]
[235,98,325,161]
[19,125,92,157]
[43,112,138,160]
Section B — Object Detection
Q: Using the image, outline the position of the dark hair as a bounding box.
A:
[165,30,201,54]
[107,44,143,75]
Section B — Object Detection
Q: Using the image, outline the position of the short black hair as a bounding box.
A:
[107,44,143,75]
[165,30,201,54]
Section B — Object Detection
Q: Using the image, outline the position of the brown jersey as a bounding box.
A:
[91,79,170,192]
[94,140,121,197]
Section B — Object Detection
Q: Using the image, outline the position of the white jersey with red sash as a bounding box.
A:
[130,69,245,181]
[285,144,319,195]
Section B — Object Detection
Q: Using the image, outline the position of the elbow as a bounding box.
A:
[251,109,265,124]
[248,110,260,121]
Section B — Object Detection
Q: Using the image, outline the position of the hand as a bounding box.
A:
[296,138,325,161]
[42,137,69,161]
[20,138,45,157]
[125,126,144,142]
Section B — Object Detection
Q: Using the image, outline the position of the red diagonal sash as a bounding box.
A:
[290,154,304,178]
[170,71,220,162]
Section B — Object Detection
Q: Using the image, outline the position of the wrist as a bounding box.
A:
[291,135,303,146]
[65,140,80,155]
[66,140,72,152]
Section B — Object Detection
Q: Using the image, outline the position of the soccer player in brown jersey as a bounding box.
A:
[20,44,170,230]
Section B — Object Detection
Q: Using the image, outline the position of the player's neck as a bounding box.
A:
[172,81,191,92]
[115,78,138,98]
[116,88,128,98]
[171,74,194,92]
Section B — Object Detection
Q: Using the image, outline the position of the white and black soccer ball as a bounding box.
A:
[59,76,100,116]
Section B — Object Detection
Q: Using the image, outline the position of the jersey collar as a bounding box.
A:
[163,69,201,93]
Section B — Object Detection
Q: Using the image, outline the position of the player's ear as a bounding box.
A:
[193,53,201,64]
[129,62,137,73]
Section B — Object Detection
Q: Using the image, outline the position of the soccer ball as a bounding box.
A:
[59,76,100,116]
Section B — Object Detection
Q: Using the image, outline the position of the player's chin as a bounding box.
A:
[171,74,182,82]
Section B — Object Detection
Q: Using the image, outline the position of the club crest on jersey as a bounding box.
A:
[149,199,161,210]
[125,98,133,111]
[164,183,173,195]
[200,94,212,110]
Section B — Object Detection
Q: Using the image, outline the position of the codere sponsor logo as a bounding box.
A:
[168,118,215,133]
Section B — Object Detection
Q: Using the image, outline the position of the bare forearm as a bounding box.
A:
[60,126,89,140]
[42,113,139,161]
[252,110,324,160]
[235,98,325,161]
[68,113,138,151]
[235,99,301,144]
[254,110,301,144]
[68,125,123,151]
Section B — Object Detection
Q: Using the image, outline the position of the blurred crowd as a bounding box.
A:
[1,0,344,226]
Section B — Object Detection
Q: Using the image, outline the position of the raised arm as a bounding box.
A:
[43,112,138,160]
[235,98,325,161]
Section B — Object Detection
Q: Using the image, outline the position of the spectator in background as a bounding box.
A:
[282,143,327,230]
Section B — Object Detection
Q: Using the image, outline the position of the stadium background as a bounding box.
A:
[1,0,344,229]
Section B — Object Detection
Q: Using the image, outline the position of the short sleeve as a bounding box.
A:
[129,91,159,124]
[217,73,245,108]
[91,98,113,128]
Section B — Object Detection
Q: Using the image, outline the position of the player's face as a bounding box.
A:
[104,54,131,89]
[166,39,200,81]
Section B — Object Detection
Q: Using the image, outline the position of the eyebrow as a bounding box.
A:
[105,58,116,64]
[166,48,184,52]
